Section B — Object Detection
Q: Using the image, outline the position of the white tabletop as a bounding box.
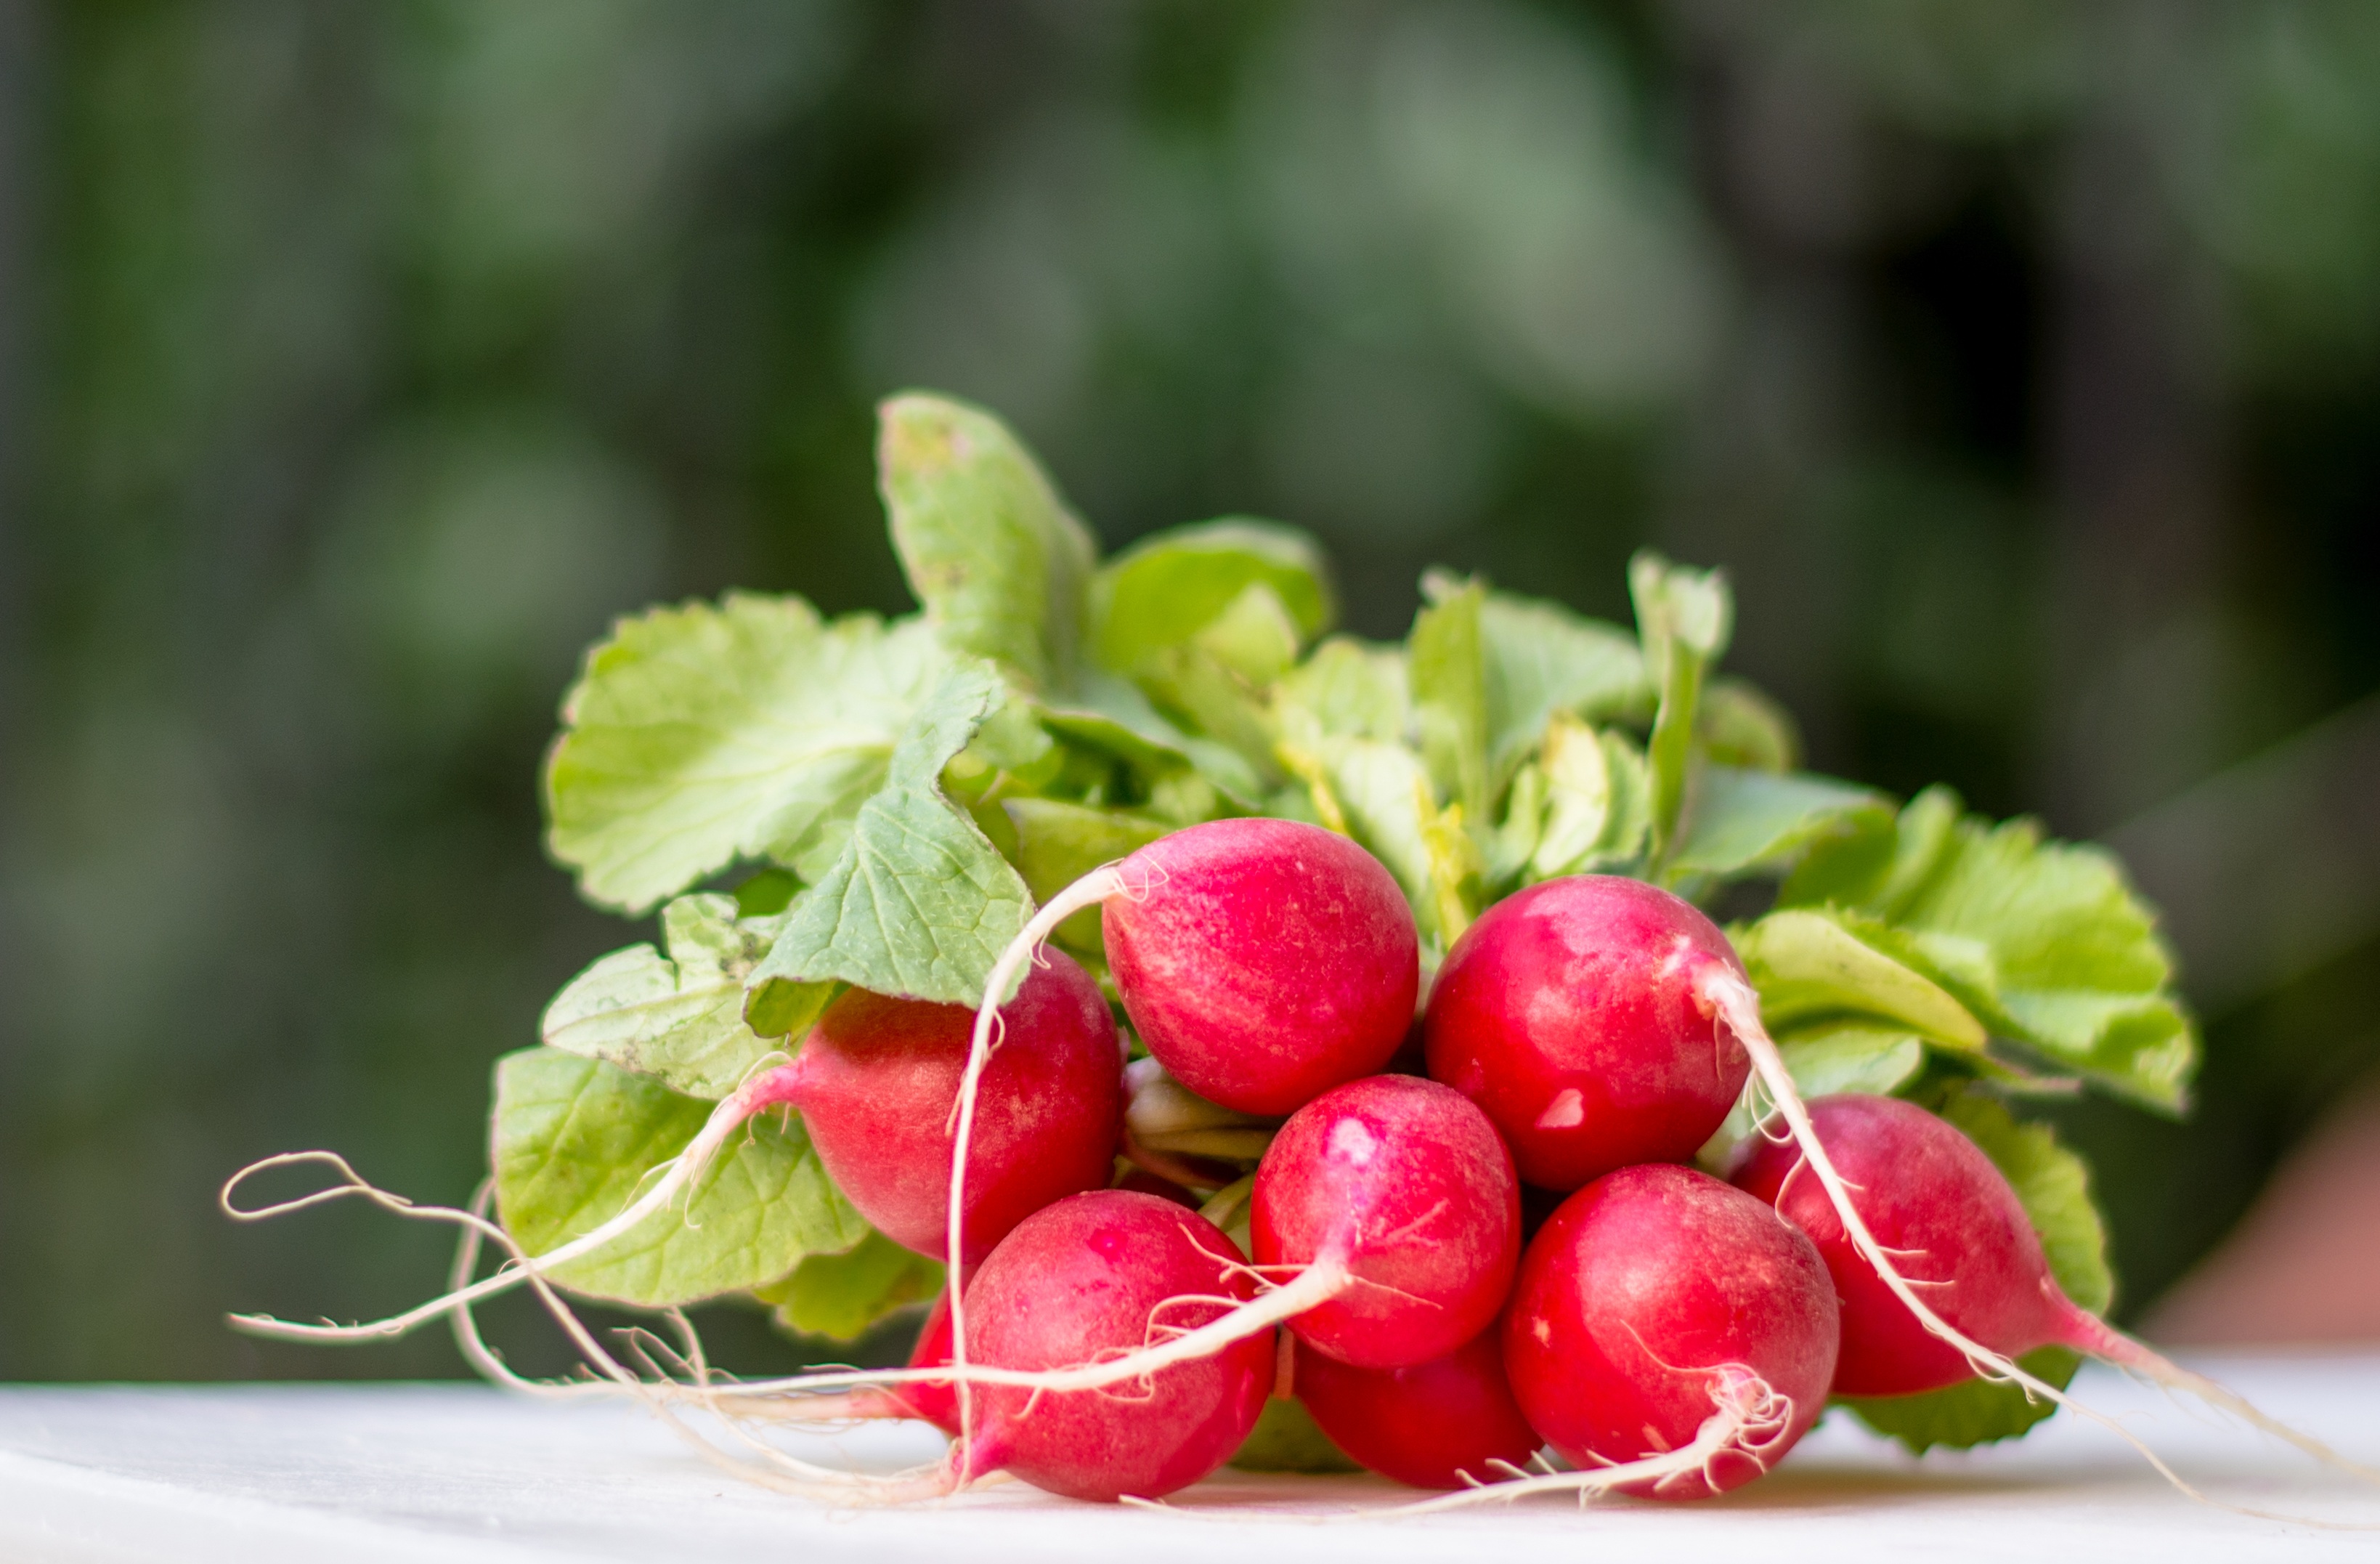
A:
[2,1355,2373,1563]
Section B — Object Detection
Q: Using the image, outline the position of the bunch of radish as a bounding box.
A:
[502,814,2328,1508]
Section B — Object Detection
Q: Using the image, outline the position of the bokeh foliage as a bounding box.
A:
[1,0,2375,1379]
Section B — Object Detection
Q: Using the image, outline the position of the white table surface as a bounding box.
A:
[1,1356,2373,1563]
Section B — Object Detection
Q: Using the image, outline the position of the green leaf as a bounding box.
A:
[1472,586,1651,794]
[1843,1346,2084,1454]
[1629,551,1733,868]
[747,663,1033,1006]
[878,392,1097,692]
[1228,1395,1363,1474]
[1280,735,1470,944]
[755,1228,944,1343]
[1776,1024,1930,1098]
[1527,717,1652,880]
[1699,677,1800,772]
[1271,637,1410,747]
[1089,519,1333,675]
[1667,766,1890,882]
[1003,798,1169,954]
[1781,789,2197,1112]
[1736,908,1989,1050]
[1410,576,1490,818]
[1708,1022,1928,1154]
[544,596,949,915]
[1036,672,1266,806]
[542,894,791,1101]
[1843,1090,2113,1453]
[492,1047,866,1308]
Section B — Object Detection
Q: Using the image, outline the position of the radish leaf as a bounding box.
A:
[1089,518,1333,676]
[1781,788,2197,1112]
[746,662,1033,1005]
[1630,551,1732,867]
[1666,766,1890,880]
[880,392,1096,692]
[492,1047,865,1308]
[755,1228,943,1342]
[541,894,787,1100]
[544,595,947,915]
[1410,575,1490,819]
[1474,587,1649,793]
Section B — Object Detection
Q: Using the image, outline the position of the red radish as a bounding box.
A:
[1731,1093,2380,1482]
[1294,1329,1542,1488]
[1730,1093,2076,1397]
[1252,1074,1521,1369]
[1102,818,1419,1115]
[951,1190,1274,1501]
[778,953,1121,1262]
[1423,875,1749,1188]
[1503,1163,1837,1500]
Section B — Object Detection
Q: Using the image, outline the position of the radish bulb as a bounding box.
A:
[1293,1329,1542,1489]
[1503,1163,1837,1500]
[949,1190,1274,1501]
[1251,1074,1520,1369]
[1731,1093,2380,1483]
[782,952,1121,1263]
[1423,875,1749,1188]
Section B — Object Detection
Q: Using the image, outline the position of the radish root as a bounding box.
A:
[222,1058,802,1344]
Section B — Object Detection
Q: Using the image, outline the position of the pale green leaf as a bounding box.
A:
[1230,1396,1363,1474]
[1700,677,1802,772]
[755,1228,944,1343]
[1037,672,1265,806]
[1271,637,1410,747]
[1778,1024,1931,1098]
[543,596,949,915]
[541,894,790,1100]
[1736,908,1989,1049]
[1089,519,1333,675]
[879,392,1096,692]
[1528,718,1652,880]
[747,663,1033,1006]
[1282,735,1466,943]
[1781,790,2197,1111]
[1410,576,1489,817]
[1708,1023,1928,1154]
[1472,586,1650,793]
[492,1047,866,1308]
[1844,1090,2112,1452]
[1668,768,1888,883]
[1630,551,1733,866]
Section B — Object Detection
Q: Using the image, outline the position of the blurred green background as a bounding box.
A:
[3,0,2376,1382]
